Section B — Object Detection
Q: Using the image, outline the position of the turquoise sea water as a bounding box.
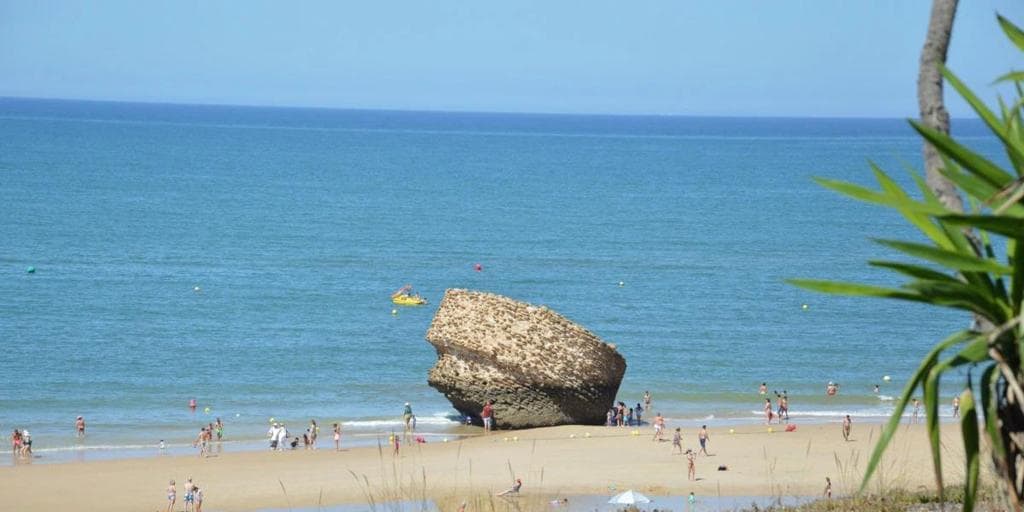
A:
[0,98,999,463]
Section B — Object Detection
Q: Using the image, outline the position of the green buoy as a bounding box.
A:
[26,266,35,274]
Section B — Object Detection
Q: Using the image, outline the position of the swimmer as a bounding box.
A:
[759,382,767,395]
[75,416,86,438]
[189,398,197,411]
[873,384,880,394]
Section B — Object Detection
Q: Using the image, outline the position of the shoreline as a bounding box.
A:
[0,420,972,511]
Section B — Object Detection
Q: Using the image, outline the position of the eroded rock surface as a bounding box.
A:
[425,289,626,428]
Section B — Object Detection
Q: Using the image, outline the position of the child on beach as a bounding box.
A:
[764,398,774,424]
[193,485,203,512]
[842,415,852,441]
[672,428,682,454]
[333,423,342,451]
[166,480,176,512]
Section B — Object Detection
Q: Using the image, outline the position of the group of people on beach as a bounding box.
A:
[9,429,32,458]
[266,419,340,451]
[606,401,645,427]
[166,477,203,512]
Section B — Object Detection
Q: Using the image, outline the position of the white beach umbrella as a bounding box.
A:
[607,490,652,504]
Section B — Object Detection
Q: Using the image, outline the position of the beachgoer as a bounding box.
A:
[333,423,342,451]
[606,409,614,427]
[21,429,32,457]
[634,402,644,424]
[652,413,665,441]
[777,391,789,422]
[698,425,710,455]
[276,424,289,451]
[626,406,634,426]
[617,402,626,427]
[11,430,22,459]
[842,415,852,441]
[759,383,767,395]
[392,432,400,456]
[643,391,651,414]
[496,478,522,496]
[290,436,300,449]
[215,418,224,441]
[159,440,166,451]
[688,492,696,505]
[873,384,880,394]
[824,477,832,499]
[550,498,569,506]
[687,450,696,480]
[193,485,203,512]
[189,398,197,411]
[482,400,494,435]
[764,398,774,425]
[184,477,194,512]
[403,402,413,433]
[826,382,838,396]
[952,396,960,418]
[193,427,208,458]
[166,480,176,512]
[268,423,279,451]
[308,419,319,450]
[75,416,85,438]
[302,432,310,449]
[911,398,921,424]
[671,427,682,454]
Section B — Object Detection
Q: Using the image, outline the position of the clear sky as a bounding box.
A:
[1,1,1022,117]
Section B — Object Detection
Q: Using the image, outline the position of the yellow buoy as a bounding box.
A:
[768,427,774,433]
[729,428,735,434]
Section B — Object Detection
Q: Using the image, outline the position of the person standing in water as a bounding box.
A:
[643,391,651,413]
[75,416,86,438]
[403,403,413,434]
[952,396,960,418]
[333,423,342,451]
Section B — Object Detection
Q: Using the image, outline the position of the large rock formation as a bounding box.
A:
[425,289,626,429]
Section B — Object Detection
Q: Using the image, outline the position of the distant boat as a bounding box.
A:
[392,284,427,306]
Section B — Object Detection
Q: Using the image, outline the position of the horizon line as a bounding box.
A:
[0,94,948,122]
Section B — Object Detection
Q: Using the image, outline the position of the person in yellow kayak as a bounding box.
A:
[392,284,426,305]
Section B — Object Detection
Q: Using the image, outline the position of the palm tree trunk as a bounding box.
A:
[919,0,963,212]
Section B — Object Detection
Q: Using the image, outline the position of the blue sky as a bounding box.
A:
[1,1,1022,117]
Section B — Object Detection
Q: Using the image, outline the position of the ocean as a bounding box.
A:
[0,98,999,464]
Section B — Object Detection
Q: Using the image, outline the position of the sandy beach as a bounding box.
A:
[0,421,972,511]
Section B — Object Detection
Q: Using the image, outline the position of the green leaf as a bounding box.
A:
[813,177,945,216]
[960,386,980,512]
[873,239,1014,275]
[944,67,1024,172]
[980,364,1007,464]
[941,214,1024,240]
[1013,240,1024,316]
[923,364,945,497]
[912,120,1015,188]
[785,279,924,301]
[861,331,974,492]
[868,261,958,282]
[902,280,1009,323]
[999,14,1024,52]
[995,70,1024,84]
[872,163,955,250]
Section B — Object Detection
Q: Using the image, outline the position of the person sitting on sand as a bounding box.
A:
[496,478,522,496]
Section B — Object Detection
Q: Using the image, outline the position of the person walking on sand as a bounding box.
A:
[842,415,852,441]
[482,400,494,435]
[392,432,400,456]
[652,413,665,441]
[75,416,85,438]
[911,398,921,424]
[698,425,710,455]
[687,450,696,481]
[166,479,177,512]
[824,477,832,499]
[764,398,774,425]
[184,477,195,512]
[672,427,683,454]
[777,391,789,422]
[952,396,960,418]
[333,423,342,451]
